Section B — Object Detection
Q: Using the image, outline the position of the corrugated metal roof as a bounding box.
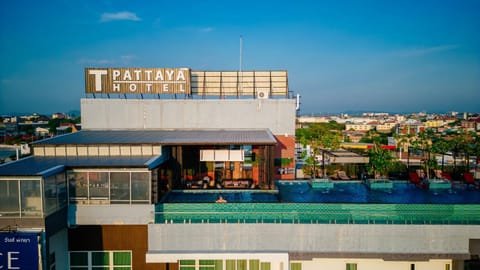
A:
[32,129,277,145]
[0,155,161,176]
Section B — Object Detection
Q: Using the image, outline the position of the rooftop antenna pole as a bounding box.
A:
[239,35,243,96]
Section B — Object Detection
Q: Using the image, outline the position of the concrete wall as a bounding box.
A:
[299,258,451,270]
[148,223,480,259]
[68,205,154,225]
[49,228,69,270]
[81,98,296,135]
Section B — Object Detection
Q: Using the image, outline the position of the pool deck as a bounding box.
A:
[427,178,452,189]
[310,178,335,189]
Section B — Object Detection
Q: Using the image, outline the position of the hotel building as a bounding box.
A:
[0,68,479,270]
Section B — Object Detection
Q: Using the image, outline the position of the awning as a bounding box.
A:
[324,150,369,164]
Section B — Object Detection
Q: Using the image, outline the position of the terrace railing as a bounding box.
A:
[155,203,480,225]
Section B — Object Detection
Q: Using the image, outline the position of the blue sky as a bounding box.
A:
[1,0,479,115]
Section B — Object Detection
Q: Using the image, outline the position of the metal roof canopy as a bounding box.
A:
[325,149,369,164]
[32,129,277,146]
[0,155,163,177]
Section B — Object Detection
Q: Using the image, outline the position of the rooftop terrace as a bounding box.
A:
[155,181,480,225]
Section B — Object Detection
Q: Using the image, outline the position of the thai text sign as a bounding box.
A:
[85,68,191,94]
[0,232,39,270]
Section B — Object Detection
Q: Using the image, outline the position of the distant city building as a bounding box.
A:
[56,123,78,135]
[461,120,476,131]
[376,122,397,132]
[35,127,50,137]
[345,123,373,132]
[51,112,68,119]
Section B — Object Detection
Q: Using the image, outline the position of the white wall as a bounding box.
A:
[68,205,154,225]
[81,98,296,135]
[148,224,479,258]
[299,259,451,270]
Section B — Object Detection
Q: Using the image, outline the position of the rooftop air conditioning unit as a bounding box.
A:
[257,90,269,99]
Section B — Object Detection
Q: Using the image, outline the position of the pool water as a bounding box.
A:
[161,181,480,204]
[163,190,279,203]
[276,181,480,204]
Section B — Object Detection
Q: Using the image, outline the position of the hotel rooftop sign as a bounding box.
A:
[85,68,288,97]
[85,68,191,94]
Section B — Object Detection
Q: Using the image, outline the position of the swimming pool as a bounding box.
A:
[161,180,480,204]
[276,180,480,204]
[162,189,279,203]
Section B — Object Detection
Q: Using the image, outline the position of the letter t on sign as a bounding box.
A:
[89,70,108,92]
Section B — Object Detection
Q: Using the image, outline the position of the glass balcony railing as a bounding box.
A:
[155,203,480,225]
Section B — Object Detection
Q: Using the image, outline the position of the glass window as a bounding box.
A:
[290,262,302,270]
[180,260,196,270]
[180,260,195,265]
[70,250,131,269]
[89,172,109,201]
[20,180,41,216]
[249,260,259,270]
[199,259,222,270]
[110,172,130,203]
[226,260,236,270]
[113,252,131,266]
[200,260,214,265]
[260,262,270,270]
[131,172,149,202]
[92,251,109,266]
[44,173,67,213]
[68,172,88,202]
[44,175,58,214]
[214,260,223,270]
[0,180,19,216]
[70,252,88,267]
[237,260,247,270]
[56,173,67,208]
[346,263,357,270]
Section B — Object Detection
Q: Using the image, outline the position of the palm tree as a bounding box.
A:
[393,133,414,169]
[432,136,453,172]
[367,140,395,179]
[410,130,436,179]
[450,130,475,176]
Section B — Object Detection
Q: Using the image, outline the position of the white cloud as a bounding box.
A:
[199,27,214,33]
[78,58,116,65]
[121,55,136,64]
[1,79,13,84]
[395,45,459,57]
[100,11,141,22]
[78,55,138,65]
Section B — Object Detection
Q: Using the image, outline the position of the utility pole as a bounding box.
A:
[239,35,243,96]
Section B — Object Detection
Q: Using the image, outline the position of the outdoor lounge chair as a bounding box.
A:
[463,172,479,188]
[434,170,453,181]
[409,172,428,188]
[409,172,421,184]
[337,171,351,180]
[441,172,452,181]
[416,169,426,179]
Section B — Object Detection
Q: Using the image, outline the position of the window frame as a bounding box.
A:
[69,250,132,270]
